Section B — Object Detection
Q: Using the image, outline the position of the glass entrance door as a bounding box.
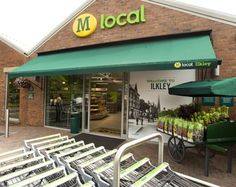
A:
[89,73,123,137]
[45,75,83,129]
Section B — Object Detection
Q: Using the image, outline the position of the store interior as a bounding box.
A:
[90,73,123,136]
[45,73,124,137]
[45,75,84,129]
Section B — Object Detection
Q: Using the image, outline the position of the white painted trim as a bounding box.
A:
[3,67,18,73]
[143,0,236,26]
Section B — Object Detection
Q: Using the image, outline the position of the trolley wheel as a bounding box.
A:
[168,136,186,163]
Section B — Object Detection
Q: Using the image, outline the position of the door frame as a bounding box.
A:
[85,73,129,138]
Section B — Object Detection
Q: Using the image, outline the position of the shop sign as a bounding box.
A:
[220,96,234,107]
[174,61,212,69]
[100,5,145,29]
[73,13,97,37]
[147,79,175,90]
[202,97,215,106]
[72,5,145,37]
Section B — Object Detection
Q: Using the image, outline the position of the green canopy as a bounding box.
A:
[10,35,219,77]
[169,77,236,97]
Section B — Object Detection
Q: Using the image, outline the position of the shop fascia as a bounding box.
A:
[73,5,145,37]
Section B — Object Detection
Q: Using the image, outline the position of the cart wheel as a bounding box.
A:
[168,136,186,163]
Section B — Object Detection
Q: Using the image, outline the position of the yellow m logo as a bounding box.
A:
[174,62,182,69]
[73,13,97,37]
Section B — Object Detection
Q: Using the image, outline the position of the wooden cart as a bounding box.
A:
[158,120,236,176]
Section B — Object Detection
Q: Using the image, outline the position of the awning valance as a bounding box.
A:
[10,35,219,77]
[168,77,236,97]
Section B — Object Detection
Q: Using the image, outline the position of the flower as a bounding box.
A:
[13,77,31,89]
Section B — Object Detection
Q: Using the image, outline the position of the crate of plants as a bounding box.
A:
[157,104,230,143]
[157,116,204,142]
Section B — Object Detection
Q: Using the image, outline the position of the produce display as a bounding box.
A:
[157,117,204,142]
[157,105,229,143]
[191,106,229,126]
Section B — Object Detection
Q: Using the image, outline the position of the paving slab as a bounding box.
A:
[0,125,73,152]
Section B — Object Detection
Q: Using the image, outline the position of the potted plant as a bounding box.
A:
[13,77,31,89]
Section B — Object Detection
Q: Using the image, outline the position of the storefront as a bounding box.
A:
[42,73,128,137]
[1,0,236,139]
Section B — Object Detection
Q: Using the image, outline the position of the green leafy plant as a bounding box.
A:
[177,104,201,120]
[191,106,229,126]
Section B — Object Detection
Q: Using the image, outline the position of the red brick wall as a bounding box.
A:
[0,42,26,124]
[0,0,236,126]
[0,42,44,126]
[18,78,44,126]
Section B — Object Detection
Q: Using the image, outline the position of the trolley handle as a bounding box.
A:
[113,133,164,187]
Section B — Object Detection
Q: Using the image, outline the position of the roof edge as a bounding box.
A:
[143,0,236,26]
[27,0,96,57]
[0,36,27,56]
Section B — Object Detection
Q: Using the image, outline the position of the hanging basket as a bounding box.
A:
[13,77,31,89]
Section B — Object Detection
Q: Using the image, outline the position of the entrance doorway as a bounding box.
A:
[89,73,123,137]
[45,75,83,129]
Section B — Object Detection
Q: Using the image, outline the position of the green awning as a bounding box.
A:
[10,35,219,77]
[169,77,236,97]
